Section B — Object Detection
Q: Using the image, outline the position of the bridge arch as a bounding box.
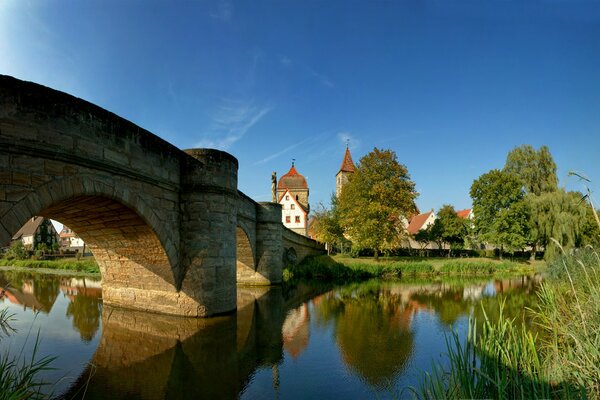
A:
[236,224,256,279]
[2,174,192,314]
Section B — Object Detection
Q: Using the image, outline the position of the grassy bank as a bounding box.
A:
[413,248,600,399]
[0,257,100,274]
[284,254,537,282]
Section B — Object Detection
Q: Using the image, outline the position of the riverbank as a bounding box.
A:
[284,254,542,282]
[0,257,100,274]
[414,248,600,399]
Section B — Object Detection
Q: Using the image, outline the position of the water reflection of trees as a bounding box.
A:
[314,282,416,388]
[0,271,102,341]
[312,276,542,389]
[66,293,102,342]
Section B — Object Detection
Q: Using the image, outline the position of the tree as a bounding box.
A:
[580,205,600,247]
[470,169,529,256]
[526,190,587,260]
[414,227,434,251]
[338,148,418,259]
[312,194,347,254]
[430,205,467,256]
[503,144,558,195]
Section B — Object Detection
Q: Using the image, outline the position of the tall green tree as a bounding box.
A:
[470,169,529,255]
[430,204,467,256]
[526,190,586,260]
[503,144,558,195]
[312,194,347,254]
[338,148,417,259]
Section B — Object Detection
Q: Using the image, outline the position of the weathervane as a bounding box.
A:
[346,138,350,149]
[292,158,296,166]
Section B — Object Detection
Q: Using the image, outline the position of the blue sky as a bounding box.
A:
[1,0,599,213]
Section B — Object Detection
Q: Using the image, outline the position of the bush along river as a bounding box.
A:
[0,270,542,399]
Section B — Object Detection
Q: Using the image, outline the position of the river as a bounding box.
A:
[0,270,541,399]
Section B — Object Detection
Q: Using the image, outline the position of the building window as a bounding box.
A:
[285,195,289,200]
[295,216,301,223]
[291,204,295,210]
[296,195,299,200]
[285,216,291,223]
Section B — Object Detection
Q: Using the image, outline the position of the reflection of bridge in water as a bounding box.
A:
[64,284,326,399]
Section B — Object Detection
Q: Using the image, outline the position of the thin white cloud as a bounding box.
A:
[253,139,309,165]
[307,67,334,88]
[195,99,272,150]
[337,132,359,149]
[280,56,292,66]
[210,0,233,21]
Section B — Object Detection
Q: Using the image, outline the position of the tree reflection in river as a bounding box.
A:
[312,282,416,388]
[0,270,542,399]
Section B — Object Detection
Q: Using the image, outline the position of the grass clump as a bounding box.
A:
[413,247,600,399]
[284,255,531,283]
[0,258,99,274]
[0,308,56,399]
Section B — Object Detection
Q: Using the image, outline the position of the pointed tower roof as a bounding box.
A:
[278,162,308,190]
[338,147,355,174]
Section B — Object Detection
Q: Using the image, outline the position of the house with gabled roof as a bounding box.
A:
[406,210,436,235]
[456,208,473,220]
[277,162,310,236]
[11,216,59,250]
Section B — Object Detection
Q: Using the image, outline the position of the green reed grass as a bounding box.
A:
[413,247,599,399]
[0,258,99,274]
[285,255,529,283]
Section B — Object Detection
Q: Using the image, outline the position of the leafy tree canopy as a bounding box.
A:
[470,169,529,252]
[431,204,467,252]
[338,148,417,257]
[526,190,587,259]
[312,194,347,253]
[503,144,558,195]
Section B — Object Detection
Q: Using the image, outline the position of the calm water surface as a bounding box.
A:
[0,270,541,399]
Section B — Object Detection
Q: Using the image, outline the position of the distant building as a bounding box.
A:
[11,217,59,250]
[336,146,355,197]
[406,210,436,235]
[456,208,474,220]
[59,225,86,252]
[277,162,310,236]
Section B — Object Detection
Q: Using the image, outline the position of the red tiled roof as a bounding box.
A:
[407,211,433,234]
[278,164,308,190]
[456,209,472,219]
[338,147,355,174]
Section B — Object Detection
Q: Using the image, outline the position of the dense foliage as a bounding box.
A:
[338,148,417,258]
[429,205,466,255]
[503,144,558,195]
[470,169,529,253]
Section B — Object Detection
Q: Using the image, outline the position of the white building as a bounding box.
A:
[277,162,310,236]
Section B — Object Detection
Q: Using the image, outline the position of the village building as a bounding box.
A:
[11,216,59,250]
[336,146,355,197]
[456,208,474,220]
[59,225,86,252]
[277,162,310,236]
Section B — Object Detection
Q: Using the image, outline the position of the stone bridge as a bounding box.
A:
[0,75,324,317]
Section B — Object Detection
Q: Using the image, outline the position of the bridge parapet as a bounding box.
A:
[282,228,326,266]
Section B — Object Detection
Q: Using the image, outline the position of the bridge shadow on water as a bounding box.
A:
[61,283,328,400]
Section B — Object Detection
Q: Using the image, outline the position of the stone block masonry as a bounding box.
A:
[0,74,324,317]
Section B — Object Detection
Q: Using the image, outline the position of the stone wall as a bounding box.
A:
[282,227,326,265]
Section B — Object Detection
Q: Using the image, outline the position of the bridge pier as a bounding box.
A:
[179,149,239,316]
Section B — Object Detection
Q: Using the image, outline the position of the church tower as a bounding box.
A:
[277,161,310,236]
[336,146,355,197]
